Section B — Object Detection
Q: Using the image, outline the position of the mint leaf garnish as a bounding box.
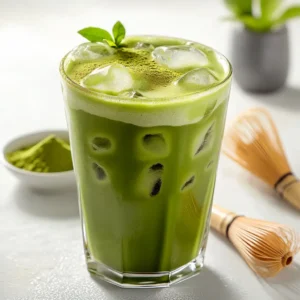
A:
[113,21,126,46]
[78,27,113,43]
[78,21,126,48]
[104,39,117,48]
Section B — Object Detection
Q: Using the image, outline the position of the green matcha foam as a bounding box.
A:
[61,36,232,127]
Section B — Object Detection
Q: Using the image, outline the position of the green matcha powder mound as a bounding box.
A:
[6,135,73,173]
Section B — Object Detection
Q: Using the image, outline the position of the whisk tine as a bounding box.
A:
[222,107,300,210]
[211,205,300,277]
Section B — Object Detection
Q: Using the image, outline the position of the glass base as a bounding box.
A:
[86,250,205,288]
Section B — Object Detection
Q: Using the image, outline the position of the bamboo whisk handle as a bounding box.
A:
[275,174,300,210]
[211,205,240,237]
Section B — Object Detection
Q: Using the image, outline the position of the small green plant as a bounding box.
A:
[78,21,126,48]
[224,0,300,32]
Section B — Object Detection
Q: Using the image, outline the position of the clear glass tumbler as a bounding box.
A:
[60,35,232,288]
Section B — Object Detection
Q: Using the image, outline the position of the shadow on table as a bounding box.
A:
[259,261,300,300]
[242,175,300,218]
[91,266,238,300]
[251,85,300,111]
[221,159,300,218]
[13,183,79,220]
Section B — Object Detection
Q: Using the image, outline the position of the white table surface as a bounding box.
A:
[1,0,300,299]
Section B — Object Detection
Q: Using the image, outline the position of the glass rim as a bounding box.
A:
[59,35,232,105]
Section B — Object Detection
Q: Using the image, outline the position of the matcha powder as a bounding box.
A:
[6,135,73,173]
[69,48,181,90]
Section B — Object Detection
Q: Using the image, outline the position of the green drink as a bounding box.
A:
[60,33,232,287]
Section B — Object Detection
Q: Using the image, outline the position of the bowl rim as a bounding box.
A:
[1,129,74,177]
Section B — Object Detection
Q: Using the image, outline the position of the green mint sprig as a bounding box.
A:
[78,21,126,48]
[223,0,300,33]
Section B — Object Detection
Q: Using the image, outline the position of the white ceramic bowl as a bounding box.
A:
[1,130,76,190]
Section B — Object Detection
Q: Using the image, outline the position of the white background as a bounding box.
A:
[1,0,300,299]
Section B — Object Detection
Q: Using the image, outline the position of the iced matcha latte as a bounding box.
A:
[60,24,232,287]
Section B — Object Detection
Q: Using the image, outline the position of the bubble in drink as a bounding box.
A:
[82,64,134,94]
[176,68,218,89]
[70,42,115,61]
[152,45,208,70]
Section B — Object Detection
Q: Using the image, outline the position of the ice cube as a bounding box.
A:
[143,134,167,155]
[92,163,106,180]
[152,45,208,70]
[91,137,112,151]
[185,41,196,46]
[175,68,218,89]
[82,64,134,94]
[119,90,145,98]
[133,42,154,51]
[70,42,115,61]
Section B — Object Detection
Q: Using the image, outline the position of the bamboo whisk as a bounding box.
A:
[223,107,300,210]
[211,205,300,277]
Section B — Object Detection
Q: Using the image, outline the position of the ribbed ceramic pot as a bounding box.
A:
[231,25,289,93]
